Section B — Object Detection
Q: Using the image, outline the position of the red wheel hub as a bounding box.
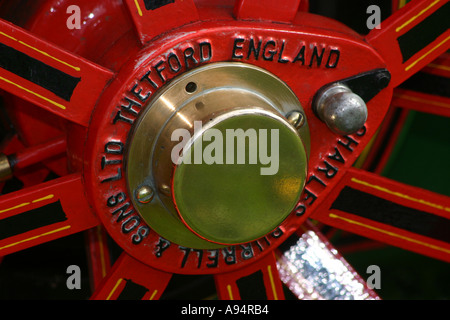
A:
[82,15,391,274]
[0,0,448,300]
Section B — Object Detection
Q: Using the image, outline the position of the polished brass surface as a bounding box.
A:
[0,153,12,182]
[173,111,307,245]
[126,62,310,249]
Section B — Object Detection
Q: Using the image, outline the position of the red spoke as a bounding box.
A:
[392,88,450,117]
[366,0,449,87]
[6,136,66,172]
[0,173,100,256]
[0,19,114,127]
[358,107,410,174]
[335,238,387,255]
[423,52,450,78]
[0,135,50,191]
[214,252,284,300]
[234,0,301,23]
[391,0,403,12]
[124,0,199,45]
[85,226,112,291]
[91,252,172,300]
[311,167,450,262]
[277,221,379,299]
[299,0,309,12]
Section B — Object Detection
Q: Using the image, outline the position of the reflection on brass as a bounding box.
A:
[0,153,12,181]
[126,62,310,249]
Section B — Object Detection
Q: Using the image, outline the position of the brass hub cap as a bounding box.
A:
[126,62,310,249]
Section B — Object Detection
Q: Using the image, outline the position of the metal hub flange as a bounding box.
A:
[126,62,310,248]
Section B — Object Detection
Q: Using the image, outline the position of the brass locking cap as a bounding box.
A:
[126,62,310,248]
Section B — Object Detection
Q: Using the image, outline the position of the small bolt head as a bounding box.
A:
[314,84,367,135]
[287,111,305,129]
[136,185,154,204]
[159,184,171,196]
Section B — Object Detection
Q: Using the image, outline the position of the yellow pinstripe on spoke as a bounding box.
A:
[0,31,17,41]
[0,225,71,251]
[0,76,66,110]
[267,265,278,300]
[0,202,30,214]
[134,0,143,16]
[427,63,450,72]
[106,278,123,300]
[227,285,234,300]
[351,177,450,212]
[149,290,158,300]
[396,0,441,33]
[18,41,80,72]
[0,194,55,214]
[405,35,450,72]
[394,93,450,109]
[0,31,80,72]
[329,213,450,255]
[32,194,55,203]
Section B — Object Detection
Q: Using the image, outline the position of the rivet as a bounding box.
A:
[136,185,154,204]
[287,111,305,129]
[159,184,171,196]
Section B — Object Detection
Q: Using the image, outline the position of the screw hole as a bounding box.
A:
[195,101,204,110]
[185,82,197,93]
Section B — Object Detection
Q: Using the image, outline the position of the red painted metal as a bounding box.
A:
[12,136,66,170]
[359,107,411,174]
[0,19,114,127]
[311,167,450,262]
[366,0,449,87]
[124,0,199,45]
[392,88,450,117]
[0,134,50,188]
[25,0,133,64]
[335,239,387,256]
[214,251,284,300]
[91,252,172,300]
[0,0,448,300]
[83,12,392,275]
[233,0,301,23]
[85,226,112,290]
[0,173,99,256]
[422,52,450,78]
